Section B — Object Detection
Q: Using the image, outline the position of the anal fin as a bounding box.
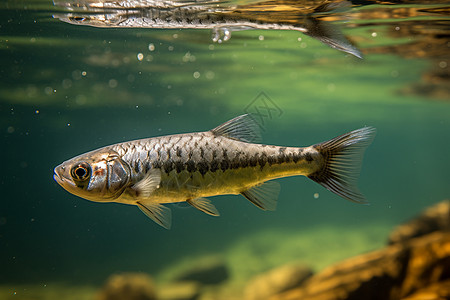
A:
[187,198,220,216]
[137,201,172,229]
[241,181,281,211]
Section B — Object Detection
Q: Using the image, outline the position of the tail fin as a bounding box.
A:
[304,1,363,59]
[308,127,376,203]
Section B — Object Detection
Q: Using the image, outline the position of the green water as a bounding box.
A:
[0,0,449,298]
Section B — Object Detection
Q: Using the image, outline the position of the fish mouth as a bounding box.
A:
[53,171,62,183]
[53,165,67,185]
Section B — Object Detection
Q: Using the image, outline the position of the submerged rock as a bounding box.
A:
[158,281,201,300]
[244,263,313,300]
[401,279,450,300]
[97,272,156,300]
[173,256,229,285]
[272,232,450,300]
[270,204,450,300]
[388,199,450,244]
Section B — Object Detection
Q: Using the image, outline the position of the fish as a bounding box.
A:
[52,0,362,58]
[53,114,376,229]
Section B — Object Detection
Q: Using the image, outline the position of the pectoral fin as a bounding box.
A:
[137,201,172,229]
[187,198,220,216]
[131,168,161,198]
[241,181,281,211]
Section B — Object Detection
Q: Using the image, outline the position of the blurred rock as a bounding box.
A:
[400,232,450,297]
[173,256,229,285]
[244,263,313,300]
[271,231,450,300]
[97,272,156,300]
[158,281,201,300]
[388,199,450,244]
[271,242,409,300]
[401,279,450,300]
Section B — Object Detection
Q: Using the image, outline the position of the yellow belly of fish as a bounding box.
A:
[150,160,319,204]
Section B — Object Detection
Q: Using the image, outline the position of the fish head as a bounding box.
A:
[53,10,130,28]
[53,149,131,202]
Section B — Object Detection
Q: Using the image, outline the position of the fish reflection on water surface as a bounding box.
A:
[53,0,363,58]
[54,115,376,229]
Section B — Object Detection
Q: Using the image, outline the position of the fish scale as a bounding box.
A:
[54,114,376,229]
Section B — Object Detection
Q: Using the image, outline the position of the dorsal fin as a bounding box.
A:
[211,114,262,143]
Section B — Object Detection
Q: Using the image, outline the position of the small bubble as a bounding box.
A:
[35,110,39,114]
[327,83,336,92]
[81,71,87,76]
[75,94,86,105]
[44,86,53,95]
[168,46,174,51]
[300,42,307,49]
[258,35,264,41]
[26,85,37,97]
[438,61,447,68]
[30,218,35,222]
[148,43,155,51]
[72,70,82,80]
[7,126,14,133]
[111,59,120,67]
[395,26,400,31]
[67,123,71,127]
[297,37,302,42]
[30,37,36,43]
[371,32,377,37]
[193,71,200,79]
[137,53,144,61]
[205,71,215,80]
[62,78,72,89]
[135,105,139,109]
[182,52,196,62]
[173,34,178,39]
[208,44,215,50]
[108,79,118,88]
[313,193,319,199]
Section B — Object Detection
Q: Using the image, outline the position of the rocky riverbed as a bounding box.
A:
[92,200,449,300]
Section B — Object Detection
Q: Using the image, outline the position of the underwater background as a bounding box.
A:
[0,0,449,299]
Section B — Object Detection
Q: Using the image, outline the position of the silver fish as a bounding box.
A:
[54,115,375,229]
[53,0,362,58]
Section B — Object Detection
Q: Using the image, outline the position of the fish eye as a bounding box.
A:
[69,16,86,22]
[71,162,91,181]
